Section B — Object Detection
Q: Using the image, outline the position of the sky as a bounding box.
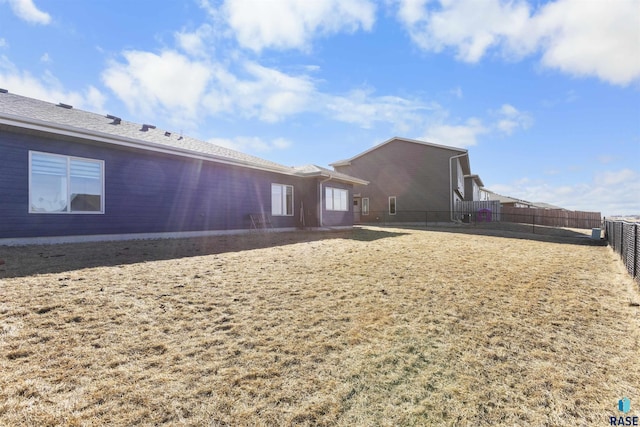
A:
[0,0,639,216]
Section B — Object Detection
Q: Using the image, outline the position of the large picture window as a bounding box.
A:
[29,151,104,214]
[326,187,348,211]
[271,183,293,216]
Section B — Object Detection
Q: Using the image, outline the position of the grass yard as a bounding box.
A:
[0,226,639,426]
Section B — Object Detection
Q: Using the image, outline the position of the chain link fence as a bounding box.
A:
[604,219,640,284]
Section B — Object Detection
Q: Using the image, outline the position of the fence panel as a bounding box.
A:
[605,220,639,284]
[501,207,601,229]
[455,201,502,222]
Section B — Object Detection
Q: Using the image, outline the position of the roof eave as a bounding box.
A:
[333,136,468,166]
[0,113,298,176]
[295,170,369,185]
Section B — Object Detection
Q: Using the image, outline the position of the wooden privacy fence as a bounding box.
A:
[501,207,601,229]
[605,220,640,284]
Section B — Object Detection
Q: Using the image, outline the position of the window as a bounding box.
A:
[29,151,104,213]
[271,183,293,216]
[325,187,348,211]
[362,197,369,215]
[389,196,396,215]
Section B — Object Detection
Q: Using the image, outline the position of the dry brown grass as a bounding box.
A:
[1,226,638,426]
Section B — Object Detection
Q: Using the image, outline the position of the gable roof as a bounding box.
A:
[0,90,366,185]
[484,190,533,206]
[331,136,468,165]
[293,164,369,185]
[464,174,484,187]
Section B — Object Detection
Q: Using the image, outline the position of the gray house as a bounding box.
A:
[464,174,485,202]
[330,137,472,224]
[0,90,367,244]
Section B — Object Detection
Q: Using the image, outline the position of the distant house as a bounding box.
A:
[330,137,474,223]
[0,91,367,244]
[484,190,534,208]
[483,189,567,210]
[464,174,485,202]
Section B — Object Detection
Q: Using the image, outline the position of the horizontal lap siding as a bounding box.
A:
[0,129,304,238]
[334,140,456,215]
[322,181,353,227]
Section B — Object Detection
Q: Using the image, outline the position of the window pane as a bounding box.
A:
[325,187,348,211]
[31,152,66,176]
[31,153,68,212]
[271,184,283,216]
[339,189,347,211]
[285,185,293,216]
[389,197,396,215]
[70,159,102,212]
[31,172,67,212]
[362,198,369,215]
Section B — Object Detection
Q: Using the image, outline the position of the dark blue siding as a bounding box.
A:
[0,128,318,238]
[322,181,353,227]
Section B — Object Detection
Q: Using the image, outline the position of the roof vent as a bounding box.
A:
[140,124,156,132]
[164,131,171,137]
[106,114,121,125]
[0,88,8,94]
[57,103,73,109]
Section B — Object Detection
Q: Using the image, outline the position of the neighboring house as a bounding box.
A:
[484,190,534,208]
[0,91,367,244]
[478,187,491,201]
[330,137,472,223]
[464,174,484,202]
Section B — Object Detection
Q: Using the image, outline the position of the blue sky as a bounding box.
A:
[1,0,639,216]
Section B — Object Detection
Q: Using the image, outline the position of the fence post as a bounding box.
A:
[532,213,536,234]
[633,224,638,280]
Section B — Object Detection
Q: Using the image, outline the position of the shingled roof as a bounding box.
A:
[1,90,355,180]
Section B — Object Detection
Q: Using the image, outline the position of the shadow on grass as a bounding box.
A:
[0,228,408,278]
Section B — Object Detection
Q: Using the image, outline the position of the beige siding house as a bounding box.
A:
[330,137,472,223]
[464,174,485,202]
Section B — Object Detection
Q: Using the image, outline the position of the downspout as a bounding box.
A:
[449,153,467,222]
[319,175,333,228]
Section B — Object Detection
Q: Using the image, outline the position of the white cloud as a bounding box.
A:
[322,88,434,132]
[494,103,533,135]
[597,169,637,186]
[202,60,316,122]
[529,0,640,86]
[394,0,640,86]
[3,0,51,25]
[222,0,376,51]
[102,50,212,123]
[450,86,463,99]
[422,117,488,148]
[0,38,7,48]
[491,169,640,216]
[175,25,215,57]
[208,136,292,152]
[0,55,105,111]
[395,0,530,62]
[40,52,51,63]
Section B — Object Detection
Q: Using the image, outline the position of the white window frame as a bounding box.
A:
[362,197,369,215]
[389,196,397,215]
[325,187,348,211]
[271,183,294,216]
[29,151,105,214]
